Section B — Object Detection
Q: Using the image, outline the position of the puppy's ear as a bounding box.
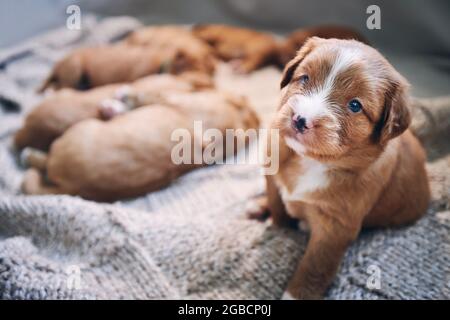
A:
[77,72,91,90]
[373,75,411,143]
[170,50,192,74]
[280,37,319,89]
[38,53,84,92]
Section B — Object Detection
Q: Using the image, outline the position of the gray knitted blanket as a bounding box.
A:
[0,16,449,300]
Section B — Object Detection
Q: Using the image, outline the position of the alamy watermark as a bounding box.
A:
[66,5,81,30]
[171,121,280,175]
[366,5,381,30]
[66,264,82,290]
[366,264,381,290]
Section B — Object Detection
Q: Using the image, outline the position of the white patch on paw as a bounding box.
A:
[114,85,139,109]
[19,147,32,167]
[281,291,296,300]
[114,85,132,101]
[100,99,128,115]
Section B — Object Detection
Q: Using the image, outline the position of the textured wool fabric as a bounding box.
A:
[0,16,449,300]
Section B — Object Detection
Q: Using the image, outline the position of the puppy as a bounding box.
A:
[125,25,194,46]
[192,24,279,73]
[22,91,259,201]
[247,38,430,299]
[278,25,368,66]
[39,42,214,92]
[16,73,213,151]
[125,25,216,76]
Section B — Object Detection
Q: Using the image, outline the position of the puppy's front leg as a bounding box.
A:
[283,212,360,299]
[266,176,295,228]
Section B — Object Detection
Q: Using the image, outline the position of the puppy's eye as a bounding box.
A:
[299,74,309,85]
[348,99,362,113]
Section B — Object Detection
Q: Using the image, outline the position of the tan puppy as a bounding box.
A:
[39,41,214,92]
[125,25,216,76]
[22,91,259,201]
[247,38,430,299]
[16,73,212,151]
[278,25,368,66]
[192,24,279,73]
[125,25,190,45]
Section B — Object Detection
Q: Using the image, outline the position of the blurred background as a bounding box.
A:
[0,0,449,97]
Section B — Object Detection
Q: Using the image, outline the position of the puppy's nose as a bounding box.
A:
[292,114,308,133]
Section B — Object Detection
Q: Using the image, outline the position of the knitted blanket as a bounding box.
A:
[0,16,448,300]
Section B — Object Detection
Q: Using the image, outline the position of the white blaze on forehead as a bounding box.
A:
[324,46,363,90]
[288,46,363,121]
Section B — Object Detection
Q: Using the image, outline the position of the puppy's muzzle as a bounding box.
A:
[292,114,309,134]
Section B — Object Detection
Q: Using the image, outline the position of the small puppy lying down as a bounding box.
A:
[247,38,430,299]
[192,24,279,73]
[278,25,368,66]
[16,73,212,151]
[124,25,216,73]
[39,41,214,92]
[125,25,214,57]
[22,91,259,201]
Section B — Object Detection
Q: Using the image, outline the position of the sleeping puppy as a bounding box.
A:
[125,25,190,45]
[21,92,259,201]
[192,24,279,73]
[39,42,214,92]
[278,25,368,67]
[247,38,430,299]
[125,25,213,59]
[16,73,212,151]
[125,25,216,76]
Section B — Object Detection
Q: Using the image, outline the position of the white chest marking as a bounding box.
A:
[279,157,329,202]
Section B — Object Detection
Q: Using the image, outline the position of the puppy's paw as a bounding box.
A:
[245,195,269,221]
[281,291,297,300]
[114,85,138,108]
[98,99,128,120]
[19,147,33,168]
[21,168,43,195]
[282,288,322,300]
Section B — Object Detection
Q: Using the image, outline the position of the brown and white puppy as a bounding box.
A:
[192,24,279,73]
[247,38,430,299]
[22,91,259,202]
[39,41,214,92]
[278,25,368,67]
[16,73,213,151]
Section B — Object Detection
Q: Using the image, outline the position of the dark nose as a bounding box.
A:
[293,115,308,133]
